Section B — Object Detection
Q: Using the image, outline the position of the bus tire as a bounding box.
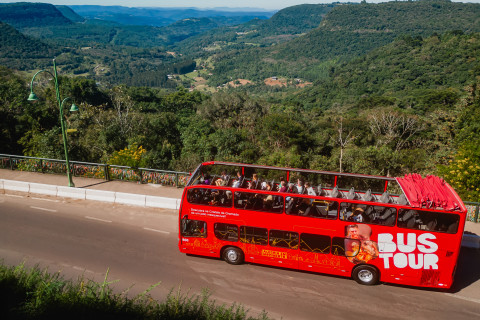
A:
[352,265,379,285]
[222,247,244,265]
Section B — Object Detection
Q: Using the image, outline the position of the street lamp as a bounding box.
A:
[28,58,78,187]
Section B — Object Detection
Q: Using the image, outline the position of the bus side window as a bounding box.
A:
[239,226,268,245]
[397,209,460,234]
[340,202,396,227]
[234,192,283,214]
[181,219,207,238]
[300,233,331,254]
[269,230,299,249]
[187,188,232,207]
[214,223,239,242]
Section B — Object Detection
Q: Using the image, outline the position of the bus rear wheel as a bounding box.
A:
[223,247,244,265]
[352,265,379,285]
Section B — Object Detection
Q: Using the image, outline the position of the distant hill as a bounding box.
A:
[0,2,72,28]
[20,16,229,48]
[174,3,336,56]
[55,5,85,23]
[206,0,480,85]
[0,21,58,70]
[69,5,275,27]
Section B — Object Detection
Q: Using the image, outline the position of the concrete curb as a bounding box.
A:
[30,182,57,196]
[0,179,179,210]
[3,180,30,193]
[86,189,115,203]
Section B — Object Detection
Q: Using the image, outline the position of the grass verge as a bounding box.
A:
[0,262,269,320]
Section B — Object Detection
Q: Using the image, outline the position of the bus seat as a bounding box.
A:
[313,204,328,217]
[447,220,459,233]
[396,193,408,206]
[376,207,396,226]
[330,186,341,198]
[425,218,438,231]
[363,206,375,222]
[317,185,325,196]
[362,189,373,202]
[379,191,391,203]
[346,187,356,200]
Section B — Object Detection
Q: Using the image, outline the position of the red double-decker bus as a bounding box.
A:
[178,162,466,288]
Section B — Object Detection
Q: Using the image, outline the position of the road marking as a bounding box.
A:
[31,197,60,202]
[30,206,57,213]
[85,216,112,223]
[445,293,480,304]
[143,227,170,234]
[5,194,24,198]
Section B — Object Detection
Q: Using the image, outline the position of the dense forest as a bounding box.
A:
[0,1,479,201]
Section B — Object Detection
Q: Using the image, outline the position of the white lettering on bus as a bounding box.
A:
[378,233,438,270]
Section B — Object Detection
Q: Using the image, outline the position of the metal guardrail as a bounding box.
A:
[0,154,190,188]
[465,201,480,223]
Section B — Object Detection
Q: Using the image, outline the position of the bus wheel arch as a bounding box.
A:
[221,246,244,265]
[352,264,380,285]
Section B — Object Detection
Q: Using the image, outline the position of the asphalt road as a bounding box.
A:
[1,193,480,319]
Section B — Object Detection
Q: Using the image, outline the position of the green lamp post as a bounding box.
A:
[28,58,78,187]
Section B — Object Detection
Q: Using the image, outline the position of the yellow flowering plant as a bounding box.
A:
[107,144,147,168]
[438,141,480,202]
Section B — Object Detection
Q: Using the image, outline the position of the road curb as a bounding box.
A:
[0,178,179,210]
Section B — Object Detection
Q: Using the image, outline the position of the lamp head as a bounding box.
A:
[69,103,79,112]
[28,92,38,101]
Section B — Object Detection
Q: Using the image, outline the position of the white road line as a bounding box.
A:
[31,197,60,202]
[445,293,480,304]
[143,227,170,234]
[85,216,112,223]
[30,206,57,213]
[5,194,24,198]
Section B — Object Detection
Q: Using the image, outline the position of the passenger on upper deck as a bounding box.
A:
[296,179,305,194]
[279,180,287,193]
[232,171,243,188]
[203,174,211,185]
[252,174,259,188]
[215,171,228,186]
[305,182,316,196]
[286,183,295,193]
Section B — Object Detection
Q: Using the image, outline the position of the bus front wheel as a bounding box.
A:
[223,247,244,265]
[352,265,379,285]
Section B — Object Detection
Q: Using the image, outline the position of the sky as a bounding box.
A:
[0,0,478,10]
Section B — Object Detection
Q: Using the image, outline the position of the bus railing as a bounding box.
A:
[0,154,189,188]
[465,201,480,223]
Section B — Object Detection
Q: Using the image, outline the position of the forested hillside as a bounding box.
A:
[173,4,336,56]
[288,31,480,112]
[207,0,480,85]
[0,1,479,200]
[0,22,59,69]
[0,3,72,28]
